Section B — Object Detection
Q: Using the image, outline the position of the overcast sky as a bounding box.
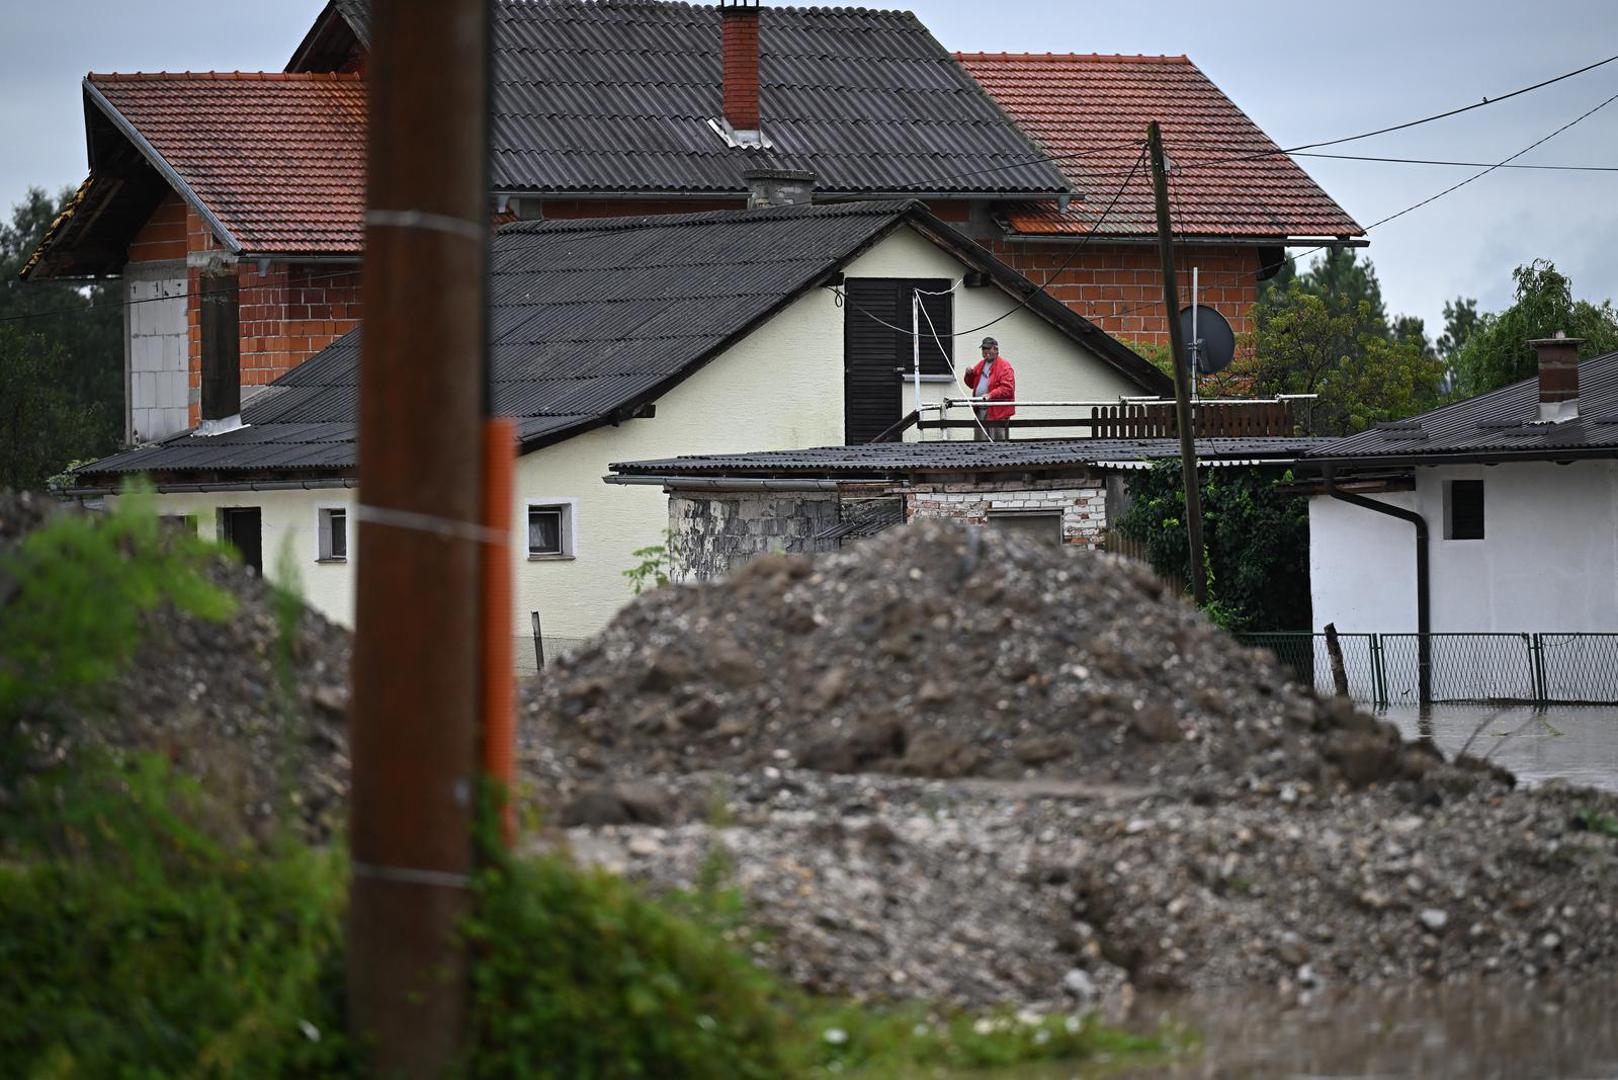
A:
[4,0,1615,335]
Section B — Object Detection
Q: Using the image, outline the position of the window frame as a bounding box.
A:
[526,499,577,561]
[986,508,1065,547]
[316,504,349,563]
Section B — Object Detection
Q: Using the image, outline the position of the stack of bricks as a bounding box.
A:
[985,238,1261,348]
[905,479,1109,547]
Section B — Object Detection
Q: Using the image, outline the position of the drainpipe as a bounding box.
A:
[1324,469,1430,705]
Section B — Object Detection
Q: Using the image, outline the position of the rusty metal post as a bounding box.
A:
[1147,121,1207,606]
[348,0,489,1073]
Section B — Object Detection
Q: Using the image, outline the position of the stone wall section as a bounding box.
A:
[668,492,841,583]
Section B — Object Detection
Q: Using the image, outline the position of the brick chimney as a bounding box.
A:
[1529,330,1584,423]
[720,0,762,143]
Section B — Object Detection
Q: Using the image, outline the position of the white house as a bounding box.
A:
[1305,336,1618,702]
[69,200,1169,658]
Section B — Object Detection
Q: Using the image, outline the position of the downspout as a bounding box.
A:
[1324,468,1430,704]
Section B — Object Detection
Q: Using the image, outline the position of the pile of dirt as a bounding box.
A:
[1,491,352,840]
[521,520,1618,1007]
[522,520,1437,798]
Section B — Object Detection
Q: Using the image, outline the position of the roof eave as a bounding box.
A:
[83,77,243,256]
[1305,446,1618,471]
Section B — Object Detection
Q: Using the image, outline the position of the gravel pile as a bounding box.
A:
[522,520,1618,1007]
[1,491,352,840]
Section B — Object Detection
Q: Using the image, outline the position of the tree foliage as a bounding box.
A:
[0,187,123,486]
[1448,260,1618,397]
[1118,462,1311,632]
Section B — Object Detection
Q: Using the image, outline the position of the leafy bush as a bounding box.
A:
[0,755,351,1078]
[0,483,234,725]
[466,848,789,1079]
[1118,462,1310,632]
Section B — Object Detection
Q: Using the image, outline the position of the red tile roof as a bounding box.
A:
[955,53,1363,241]
[88,71,366,255]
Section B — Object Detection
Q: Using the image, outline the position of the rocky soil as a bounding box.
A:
[523,521,1618,1008]
[9,495,1616,1008]
[1,491,351,839]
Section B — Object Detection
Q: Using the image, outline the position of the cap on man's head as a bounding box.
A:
[980,336,998,348]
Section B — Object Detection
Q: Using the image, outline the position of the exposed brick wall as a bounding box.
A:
[169,203,363,425]
[986,239,1261,348]
[905,478,1108,547]
[720,8,761,131]
[127,191,187,263]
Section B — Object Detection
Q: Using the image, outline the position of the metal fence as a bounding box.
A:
[1237,631,1618,707]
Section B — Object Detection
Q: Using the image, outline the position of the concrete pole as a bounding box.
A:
[348,0,489,1073]
[1147,121,1208,606]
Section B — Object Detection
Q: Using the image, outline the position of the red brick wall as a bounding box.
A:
[171,204,363,426]
[127,191,188,263]
[987,239,1261,348]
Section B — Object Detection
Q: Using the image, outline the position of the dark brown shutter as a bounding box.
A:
[200,270,241,421]
[843,279,902,443]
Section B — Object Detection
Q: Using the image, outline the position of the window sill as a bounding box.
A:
[316,557,347,564]
[905,374,956,384]
[528,553,577,562]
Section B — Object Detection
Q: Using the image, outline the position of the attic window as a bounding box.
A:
[1445,480,1484,540]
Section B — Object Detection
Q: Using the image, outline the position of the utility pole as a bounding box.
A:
[1147,121,1208,606]
[348,0,489,1073]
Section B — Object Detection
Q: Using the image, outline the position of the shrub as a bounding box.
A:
[466,848,789,1079]
[0,755,351,1078]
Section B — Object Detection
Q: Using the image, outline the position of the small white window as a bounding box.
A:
[318,507,348,562]
[1444,480,1485,541]
[528,502,574,559]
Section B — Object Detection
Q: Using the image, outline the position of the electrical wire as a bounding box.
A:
[1293,152,1618,171]
[0,263,367,326]
[819,50,1618,201]
[916,295,994,441]
[1280,84,1618,271]
[832,143,1150,341]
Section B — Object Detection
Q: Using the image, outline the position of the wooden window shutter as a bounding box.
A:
[200,271,241,421]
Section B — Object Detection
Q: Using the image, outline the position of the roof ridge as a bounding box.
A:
[953,51,1191,65]
[88,70,363,83]
[498,199,917,235]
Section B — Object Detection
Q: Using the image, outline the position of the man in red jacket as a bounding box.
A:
[965,336,1015,441]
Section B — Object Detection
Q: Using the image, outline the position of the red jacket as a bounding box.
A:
[965,356,1016,422]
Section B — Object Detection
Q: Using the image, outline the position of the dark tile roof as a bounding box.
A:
[956,53,1362,241]
[1307,352,1618,466]
[313,0,1070,197]
[609,436,1331,478]
[76,200,1166,484]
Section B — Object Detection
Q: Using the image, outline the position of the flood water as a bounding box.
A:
[1381,703,1618,794]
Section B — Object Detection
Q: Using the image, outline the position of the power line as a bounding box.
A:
[832,144,1150,340]
[829,50,1618,199]
[1286,51,1618,153]
[0,264,366,327]
[1282,85,1618,270]
[1294,152,1618,171]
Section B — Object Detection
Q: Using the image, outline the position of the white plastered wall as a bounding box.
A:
[141,487,358,620]
[1310,459,1618,633]
[132,224,1153,642]
[839,227,1146,441]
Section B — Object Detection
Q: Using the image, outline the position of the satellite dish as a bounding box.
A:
[1179,304,1235,375]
